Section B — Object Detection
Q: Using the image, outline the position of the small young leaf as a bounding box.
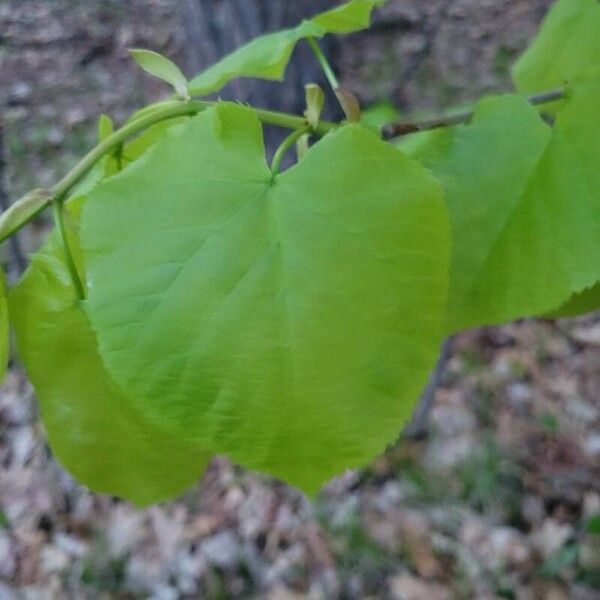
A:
[335,87,362,122]
[0,188,53,243]
[97,114,114,142]
[513,0,600,95]
[304,83,325,129]
[129,48,189,100]
[10,208,211,506]
[81,102,450,495]
[296,133,310,160]
[188,0,385,96]
[312,0,386,32]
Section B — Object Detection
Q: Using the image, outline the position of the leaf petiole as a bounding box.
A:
[51,200,85,301]
[270,126,312,176]
[307,37,339,90]
[0,103,338,243]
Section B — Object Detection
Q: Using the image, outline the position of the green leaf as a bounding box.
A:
[81,102,449,494]
[513,0,600,95]
[100,104,190,177]
[405,90,600,333]
[335,87,362,123]
[129,48,189,99]
[9,206,211,506]
[546,283,600,319]
[304,84,325,129]
[361,101,400,133]
[108,102,195,176]
[120,119,188,170]
[97,114,114,142]
[0,269,8,384]
[188,0,384,96]
[0,188,53,244]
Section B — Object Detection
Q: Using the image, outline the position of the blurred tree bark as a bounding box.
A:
[0,122,25,278]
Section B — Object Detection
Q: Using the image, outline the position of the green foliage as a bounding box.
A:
[187,0,384,96]
[586,514,600,535]
[0,270,8,384]
[547,283,600,319]
[129,48,189,99]
[80,103,450,494]
[361,101,400,133]
[10,201,211,505]
[97,114,114,142]
[3,0,600,504]
[513,0,600,95]
[405,87,600,333]
[304,83,325,129]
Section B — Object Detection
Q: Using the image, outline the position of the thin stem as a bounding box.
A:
[52,102,336,205]
[51,101,209,204]
[271,126,312,176]
[307,37,339,90]
[0,101,337,242]
[0,86,567,245]
[382,88,566,140]
[52,200,85,300]
[255,106,335,134]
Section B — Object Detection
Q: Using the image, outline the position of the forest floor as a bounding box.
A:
[0,1,599,599]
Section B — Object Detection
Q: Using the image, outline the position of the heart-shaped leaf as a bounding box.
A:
[404,89,600,333]
[10,202,211,506]
[304,84,325,129]
[513,0,600,95]
[81,102,450,494]
[188,0,385,97]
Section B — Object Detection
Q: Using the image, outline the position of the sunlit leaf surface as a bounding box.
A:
[81,102,450,494]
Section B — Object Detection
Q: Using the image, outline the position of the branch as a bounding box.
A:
[0,87,567,245]
[403,336,454,440]
[381,88,566,140]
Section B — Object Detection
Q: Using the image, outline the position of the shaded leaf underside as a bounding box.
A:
[9,220,211,506]
[404,86,600,333]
